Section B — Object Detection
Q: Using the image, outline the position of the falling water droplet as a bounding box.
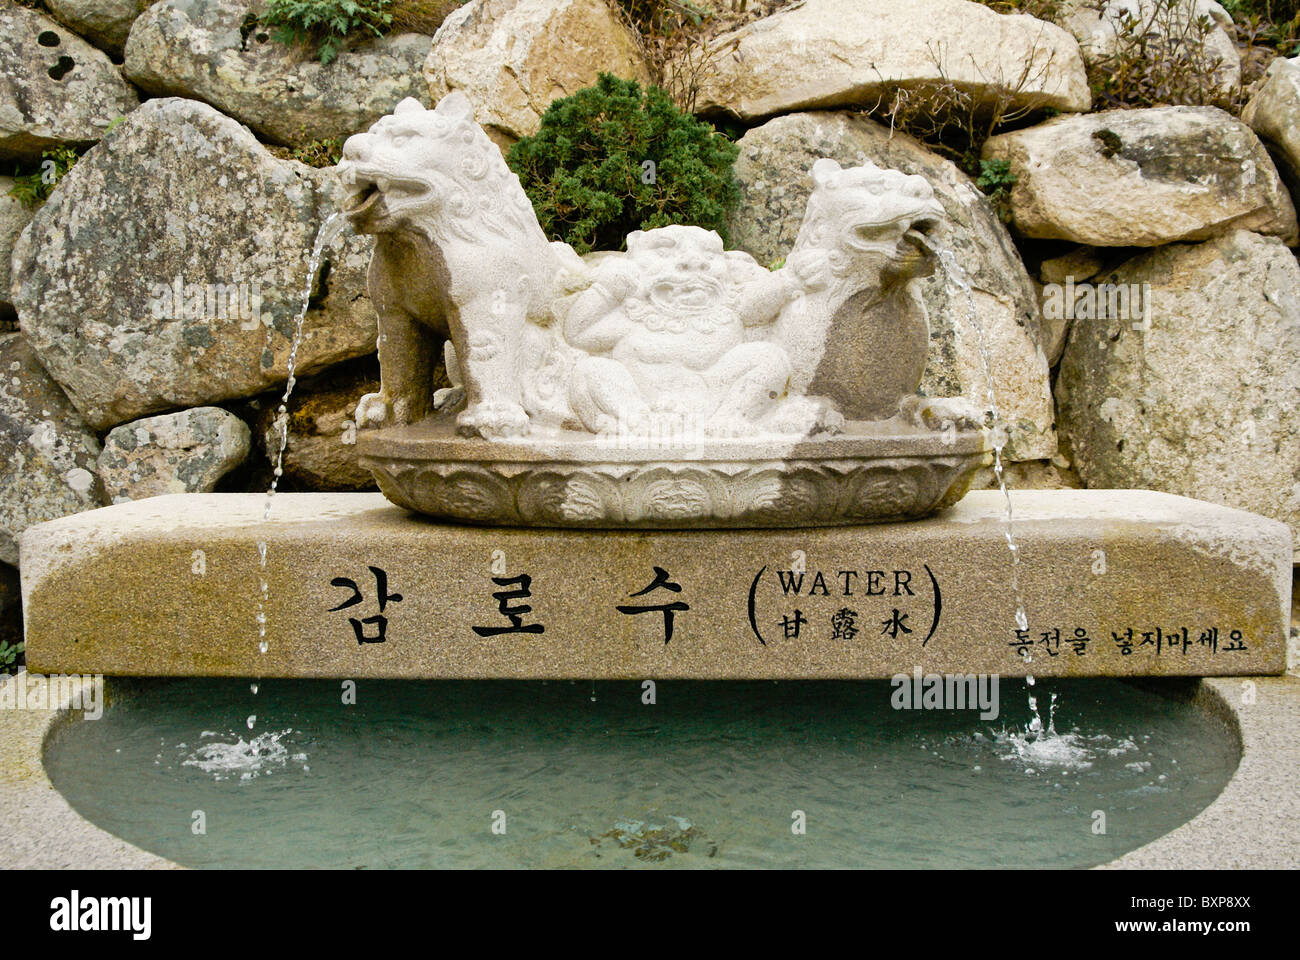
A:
[246,715,256,730]
[259,640,269,655]
[250,683,259,695]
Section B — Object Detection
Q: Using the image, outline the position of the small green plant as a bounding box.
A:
[8,145,79,208]
[293,137,345,166]
[506,73,741,254]
[1223,0,1300,49]
[0,639,23,674]
[261,0,394,65]
[1088,0,1237,110]
[976,158,1017,223]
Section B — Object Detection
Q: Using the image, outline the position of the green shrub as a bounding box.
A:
[506,73,741,254]
[261,0,394,65]
[8,145,79,208]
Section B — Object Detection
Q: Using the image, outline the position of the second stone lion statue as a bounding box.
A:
[338,92,948,442]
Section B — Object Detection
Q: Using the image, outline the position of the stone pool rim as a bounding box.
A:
[1,672,1296,870]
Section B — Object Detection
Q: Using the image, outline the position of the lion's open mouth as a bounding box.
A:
[345,181,383,216]
[845,211,942,256]
[901,216,941,250]
[340,167,432,220]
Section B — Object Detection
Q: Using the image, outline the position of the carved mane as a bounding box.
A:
[380,94,553,250]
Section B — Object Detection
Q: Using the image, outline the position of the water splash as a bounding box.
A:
[181,728,306,781]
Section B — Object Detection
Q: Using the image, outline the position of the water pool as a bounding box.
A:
[43,678,1238,869]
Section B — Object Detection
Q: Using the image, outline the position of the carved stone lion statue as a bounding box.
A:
[338,92,585,438]
[339,94,955,442]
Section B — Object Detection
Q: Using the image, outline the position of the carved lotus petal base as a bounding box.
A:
[357,417,988,528]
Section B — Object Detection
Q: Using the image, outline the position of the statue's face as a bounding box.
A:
[809,160,946,276]
[632,232,729,314]
[337,104,443,233]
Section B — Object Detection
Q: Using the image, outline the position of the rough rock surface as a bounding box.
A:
[1057,0,1241,98]
[44,0,142,55]
[11,98,376,431]
[983,106,1298,246]
[0,1,139,163]
[727,111,1055,460]
[1056,230,1300,542]
[0,333,103,565]
[0,179,35,318]
[124,0,432,146]
[424,0,650,144]
[97,406,251,503]
[690,0,1090,121]
[1243,55,1300,188]
[257,366,378,491]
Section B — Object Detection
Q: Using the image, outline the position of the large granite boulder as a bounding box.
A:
[124,0,433,146]
[1056,0,1240,100]
[0,178,35,319]
[11,98,376,431]
[0,1,139,163]
[43,0,143,56]
[689,0,1090,121]
[97,406,251,503]
[257,365,379,490]
[1056,230,1300,541]
[983,107,1298,246]
[727,111,1055,460]
[0,333,103,565]
[424,0,650,145]
[1243,55,1300,188]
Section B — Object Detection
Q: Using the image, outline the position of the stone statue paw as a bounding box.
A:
[457,400,531,439]
[900,395,985,432]
[355,392,391,430]
[813,402,845,435]
[762,396,843,437]
[433,385,465,412]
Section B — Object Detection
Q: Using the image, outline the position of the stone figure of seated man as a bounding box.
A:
[562,225,835,438]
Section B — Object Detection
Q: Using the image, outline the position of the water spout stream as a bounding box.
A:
[925,239,1047,741]
[250,212,349,723]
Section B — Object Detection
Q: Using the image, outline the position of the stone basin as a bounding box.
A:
[355,416,989,527]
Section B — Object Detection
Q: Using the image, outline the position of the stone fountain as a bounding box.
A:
[339,93,986,527]
[16,94,1293,682]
